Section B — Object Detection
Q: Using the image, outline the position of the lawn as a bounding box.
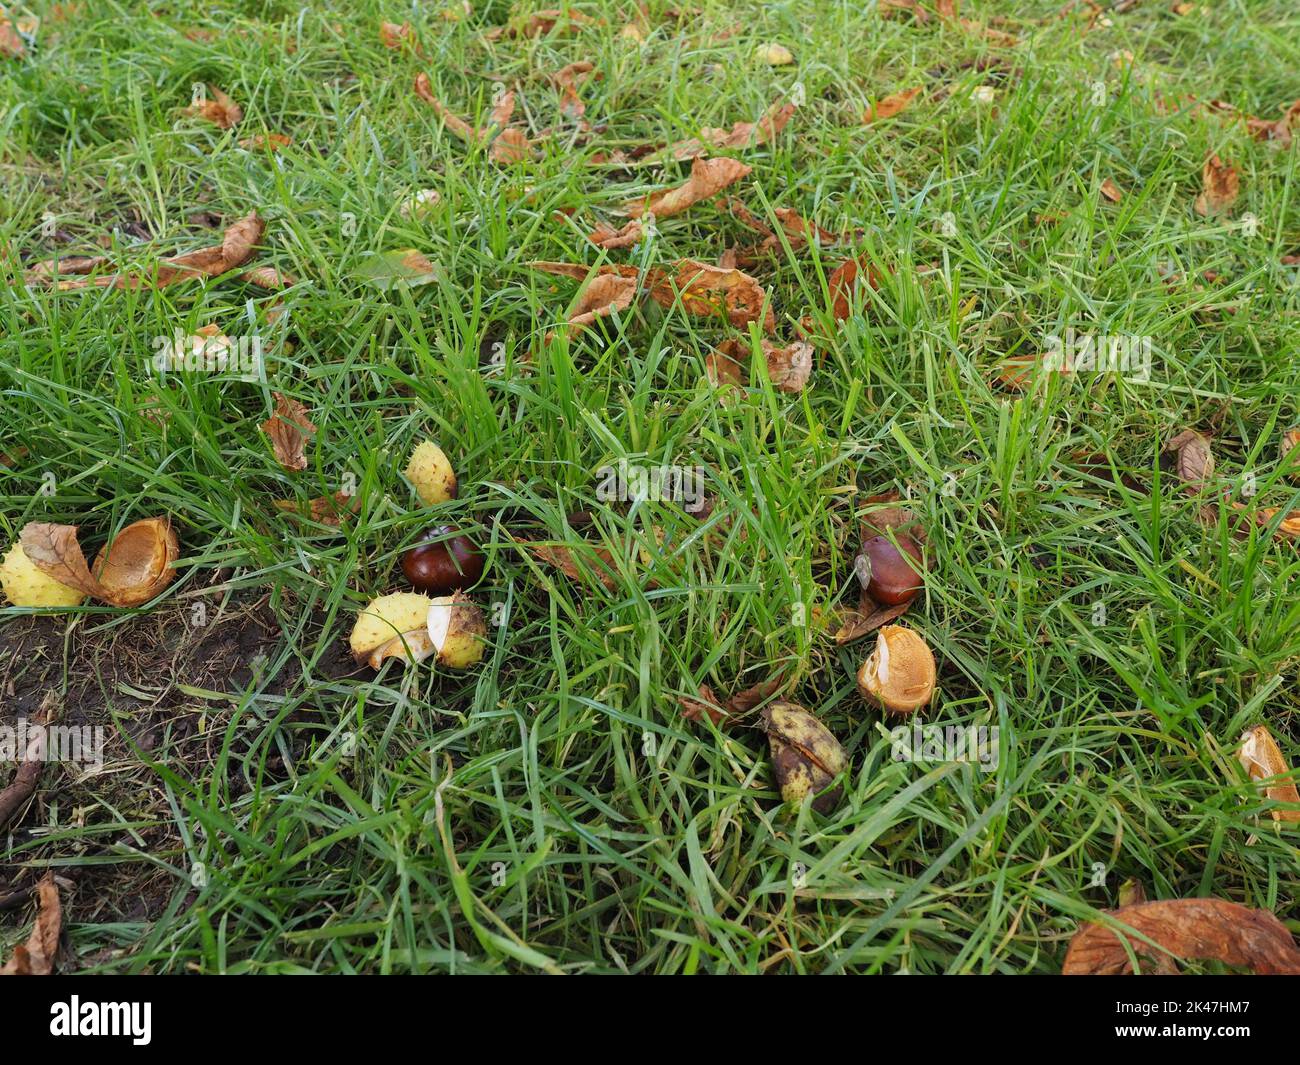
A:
[2,0,1299,975]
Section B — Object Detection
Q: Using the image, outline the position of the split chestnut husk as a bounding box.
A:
[856,624,936,714]
[760,701,846,813]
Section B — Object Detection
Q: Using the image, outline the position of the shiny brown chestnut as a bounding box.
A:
[856,534,925,606]
[401,526,485,595]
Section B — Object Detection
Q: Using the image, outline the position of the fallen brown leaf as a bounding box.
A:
[587,220,644,249]
[645,260,773,330]
[260,392,316,471]
[489,127,535,164]
[19,523,104,600]
[551,61,595,118]
[0,697,53,833]
[625,156,752,220]
[380,21,417,49]
[525,543,620,589]
[184,85,243,130]
[1100,178,1124,203]
[1194,154,1239,217]
[680,675,785,726]
[659,99,796,162]
[706,337,812,393]
[1161,428,1214,491]
[827,256,883,321]
[0,20,24,58]
[1062,899,1300,975]
[486,8,598,39]
[27,212,264,291]
[568,273,638,329]
[274,491,359,527]
[0,874,61,975]
[238,132,292,151]
[864,86,923,123]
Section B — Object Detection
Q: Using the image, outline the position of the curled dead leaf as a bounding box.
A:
[827,256,883,321]
[184,85,242,129]
[1062,899,1300,975]
[1,21,26,59]
[587,220,644,249]
[1194,154,1239,217]
[864,86,923,124]
[625,156,752,220]
[260,392,316,471]
[567,273,638,330]
[0,874,61,975]
[659,99,796,162]
[1161,428,1214,491]
[1100,178,1124,203]
[26,212,264,291]
[706,337,812,393]
[380,21,417,49]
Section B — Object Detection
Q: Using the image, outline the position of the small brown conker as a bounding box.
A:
[856,534,925,606]
[401,526,485,595]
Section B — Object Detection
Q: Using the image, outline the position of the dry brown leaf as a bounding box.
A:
[0,874,61,975]
[380,21,417,49]
[260,392,316,471]
[834,599,911,644]
[274,491,359,527]
[645,260,773,330]
[414,74,480,142]
[864,86,924,123]
[1100,178,1124,203]
[551,61,595,118]
[660,99,796,162]
[28,212,264,291]
[490,127,535,164]
[681,675,785,726]
[487,8,598,39]
[1062,899,1300,975]
[879,0,929,22]
[625,156,752,220]
[239,265,298,289]
[238,132,292,151]
[1235,504,1300,543]
[0,20,24,58]
[1238,725,1300,822]
[1161,428,1214,490]
[1194,154,1239,217]
[526,543,620,589]
[0,697,52,832]
[706,337,812,393]
[490,89,517,127]
[185,85,243,130]
[19,523,105,599]
[587,220,644,249]
[568,273,638,329]
[827,257,883,321]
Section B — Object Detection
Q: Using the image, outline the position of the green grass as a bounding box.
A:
[2,0,1299,974]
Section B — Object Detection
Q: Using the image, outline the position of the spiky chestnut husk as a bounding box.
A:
[349,592,434,664]
[0,543,85,609]
[405,441,457,506]
[426,592,486,669]
[760,701,846,813]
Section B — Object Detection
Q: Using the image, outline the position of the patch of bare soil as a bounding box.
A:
[0,595,355,947]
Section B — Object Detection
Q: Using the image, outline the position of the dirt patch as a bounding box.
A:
[0,595,353,944]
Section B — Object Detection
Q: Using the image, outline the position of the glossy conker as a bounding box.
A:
[401,526,485,595]
[857,534,924,606]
